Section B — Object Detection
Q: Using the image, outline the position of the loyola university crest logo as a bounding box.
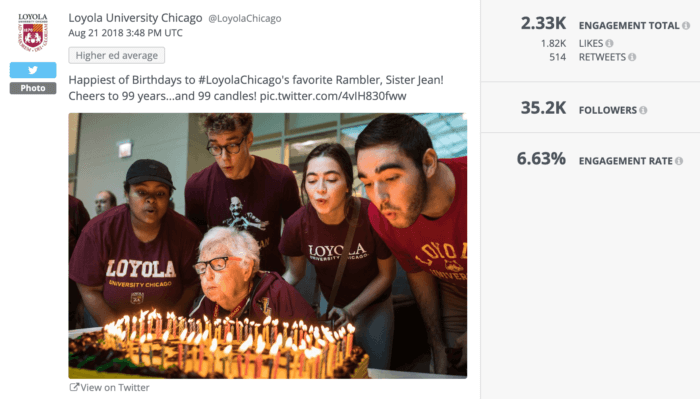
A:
[18,14,48,52]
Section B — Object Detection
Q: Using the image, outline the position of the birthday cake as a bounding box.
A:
[69,313,369,379]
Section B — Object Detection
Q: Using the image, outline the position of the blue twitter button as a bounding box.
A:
[10,62,57,79]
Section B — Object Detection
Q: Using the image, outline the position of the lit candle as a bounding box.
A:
[161,331,169,368]
[262,315,271,345]
[178,329,186,369]
[292,321,299,346]
[283,322,289,343]
[124,315,130,338]
[301,324,307,344]
[147,333,153,366]
[215,319,221,341]
[317,339,326,378]
[209,338,217,375]
[236,320,241,342]
[131,316,137,338]
[298,340,306,378]
[223,317,230,340]
[178,316,185,335]
[313,328,320,348]
[196,319,202,336]
[167,313,173,336]
[255,334,265,378]
[272,319,279,342]
[156,313,162,339]
[187,331,195,372]
[129,331,137,356]
[239,334,253,378]
[139,317,145,339]
[269,343,280,379]
[138,334,146,365]
[147,312,153,335]
[243,318,249,341]
[254,323,260,344]
[346,324,355,357]
[195,333,203,373]
[285,350,291,379]
[327,336,336,375]
[223,345,232,377]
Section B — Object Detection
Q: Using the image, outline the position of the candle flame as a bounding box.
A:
[292,321,298,329]
[305,334,312,344]
[132,316,137,323]
[203,315,209,323]
[269,343,279,355]
[272,319,279,326]
[224,345,232,355]
[210,338,217,353]
[285,337,293,348]
[244,318,249,325]
[292,344,298,351]
[146,333,153,342]
[187,331,195,343]
[194,333,202,345]
[226,332,233,343]
[203,330,209,340]
[139,335,146,344]
[283,322,289,328]
[275,333,283,346]
[340,326,346,335]
[162,331,169,343]
[318,339,326,347]
[256,335,265,352]
[180,329,188,341]
[140,309,149,318]
[347,324,355,333]
[302,324,307,331]
[130,331,136,341]
[263,315,272,325]
[333,331,339,340]
[299,340,306,350]
[214,319,220,326]
[239,335,253,353]
[313,330,320,339]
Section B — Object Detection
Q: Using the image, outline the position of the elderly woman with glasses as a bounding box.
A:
[190,226,316,323]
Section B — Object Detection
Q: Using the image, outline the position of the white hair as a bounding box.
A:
[199,227,260,274]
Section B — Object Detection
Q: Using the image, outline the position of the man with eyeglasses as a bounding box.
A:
[185,114,302,275]
[70,159,203,327]
[189,226,316,323]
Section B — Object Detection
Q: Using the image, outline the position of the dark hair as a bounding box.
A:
[123,182,172,198]
[355,114,434,169]
[200,113,253,136]
[102,191,117,206]
[301,143,355,213]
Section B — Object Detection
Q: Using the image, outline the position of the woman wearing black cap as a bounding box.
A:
[70,159,203,327]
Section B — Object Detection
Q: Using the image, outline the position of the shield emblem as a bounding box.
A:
[22,24,44,48]
[131,292,145,305]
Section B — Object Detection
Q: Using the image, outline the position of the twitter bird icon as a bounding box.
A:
[10,62,56,78]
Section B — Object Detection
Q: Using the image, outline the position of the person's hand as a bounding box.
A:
[455,331,467,368]
[328,307,354,327]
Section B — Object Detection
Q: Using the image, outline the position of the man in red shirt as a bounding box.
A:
[356,114,467,375]
[185,114,302,275]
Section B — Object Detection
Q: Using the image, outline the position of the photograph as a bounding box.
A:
[68,113,467,379]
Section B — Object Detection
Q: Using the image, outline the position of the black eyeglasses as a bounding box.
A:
[207,135,247,156]
[193,256,242,275]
